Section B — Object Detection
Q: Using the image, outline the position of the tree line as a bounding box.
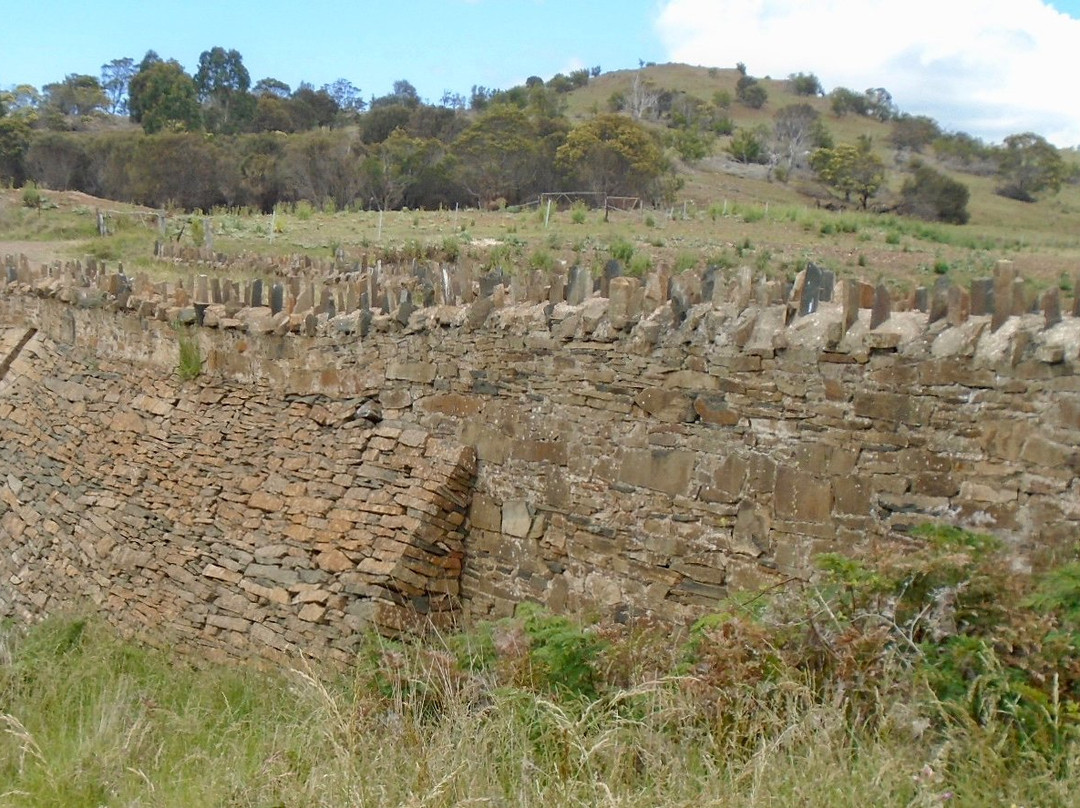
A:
[1,50,1074,217]
[6,112,680,213]
[0,47,675,212]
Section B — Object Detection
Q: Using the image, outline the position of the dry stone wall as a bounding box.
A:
[1,251,1079,661]
[0,304,474,661]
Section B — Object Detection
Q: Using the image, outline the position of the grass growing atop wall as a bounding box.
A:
[2,527,1079,806]
[174,326,202,381]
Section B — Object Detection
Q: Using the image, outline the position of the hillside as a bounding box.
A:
[2,62,1079,300]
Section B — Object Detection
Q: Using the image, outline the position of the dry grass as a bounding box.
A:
[0,614,1075,807]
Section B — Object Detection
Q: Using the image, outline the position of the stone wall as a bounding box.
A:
[1,252,1079,660]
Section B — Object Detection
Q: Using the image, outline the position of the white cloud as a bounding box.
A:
[655,0,1080,146]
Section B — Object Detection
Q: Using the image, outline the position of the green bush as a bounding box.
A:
[516,602,605,698]
[674,251,698,273]
[189,216,205,247]
[441,236,461,262]
[628,253,653,276]
[609,237,634,263]
[528,248,555,272]
[670,127,713,162]
[295,200,315,221]
[570,200,587,224]
[735,75,767,109]
[726,127,769,165]
[712,115,734,136]
[900,161,971,224]
[21,182,43,209]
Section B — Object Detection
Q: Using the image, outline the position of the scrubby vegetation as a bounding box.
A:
[4,57,1078,224]
[2,526,1078,806]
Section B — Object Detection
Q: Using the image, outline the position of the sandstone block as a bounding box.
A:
[298,603,327,623]
[663,370,719,391]
[731,501,769,557]
[693,395,739,426]
[1053,398,1080,430]
[386,361,437,384]
[203,564,242,584]
[468,494,501,533]
[501,500,533,538]
[853,392,929,426]
[618,449,696,497]
[774,466,832,522]
[248,491,284,512]
[1019,435,1073,468]
[958,482,1017,504]
[244,563,300,587]
[635,388,695,423]
[206,614,251,633]
[316,549,354,572]
[700,455,747,503]
[110,410,145,434]
[417,393,483,417]
[833,476,871,516]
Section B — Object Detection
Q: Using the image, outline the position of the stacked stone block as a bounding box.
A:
[1,251,1079,661]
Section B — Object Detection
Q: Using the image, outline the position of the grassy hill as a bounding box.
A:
[1,62,1078,302]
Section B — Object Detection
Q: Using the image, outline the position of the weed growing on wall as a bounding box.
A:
[175,325,202,380]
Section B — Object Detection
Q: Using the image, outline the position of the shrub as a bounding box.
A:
[711,115,734,136]
[995,131,1065,202]
[740,205,765,223]
[21,182,43,209]
[628,253,653,276]
[609,237,634,263]
[727,127,769,164]
[787,72,823,96]
[528,248,555,272]
[570,200,587,224]
[513,602,605,698]
[670,127,712,162]
[441,236,461,262]
[900,162,971,224]
[735,75,767,109]
[189,216,205,246]
[674,251,698,273]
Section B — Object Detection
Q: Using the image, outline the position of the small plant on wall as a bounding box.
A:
[175,325,202,381]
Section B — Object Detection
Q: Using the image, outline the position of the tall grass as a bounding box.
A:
[2,529,1078,806]
[0,616,1046,808]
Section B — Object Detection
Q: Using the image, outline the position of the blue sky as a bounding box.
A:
[2,0,1079,146]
